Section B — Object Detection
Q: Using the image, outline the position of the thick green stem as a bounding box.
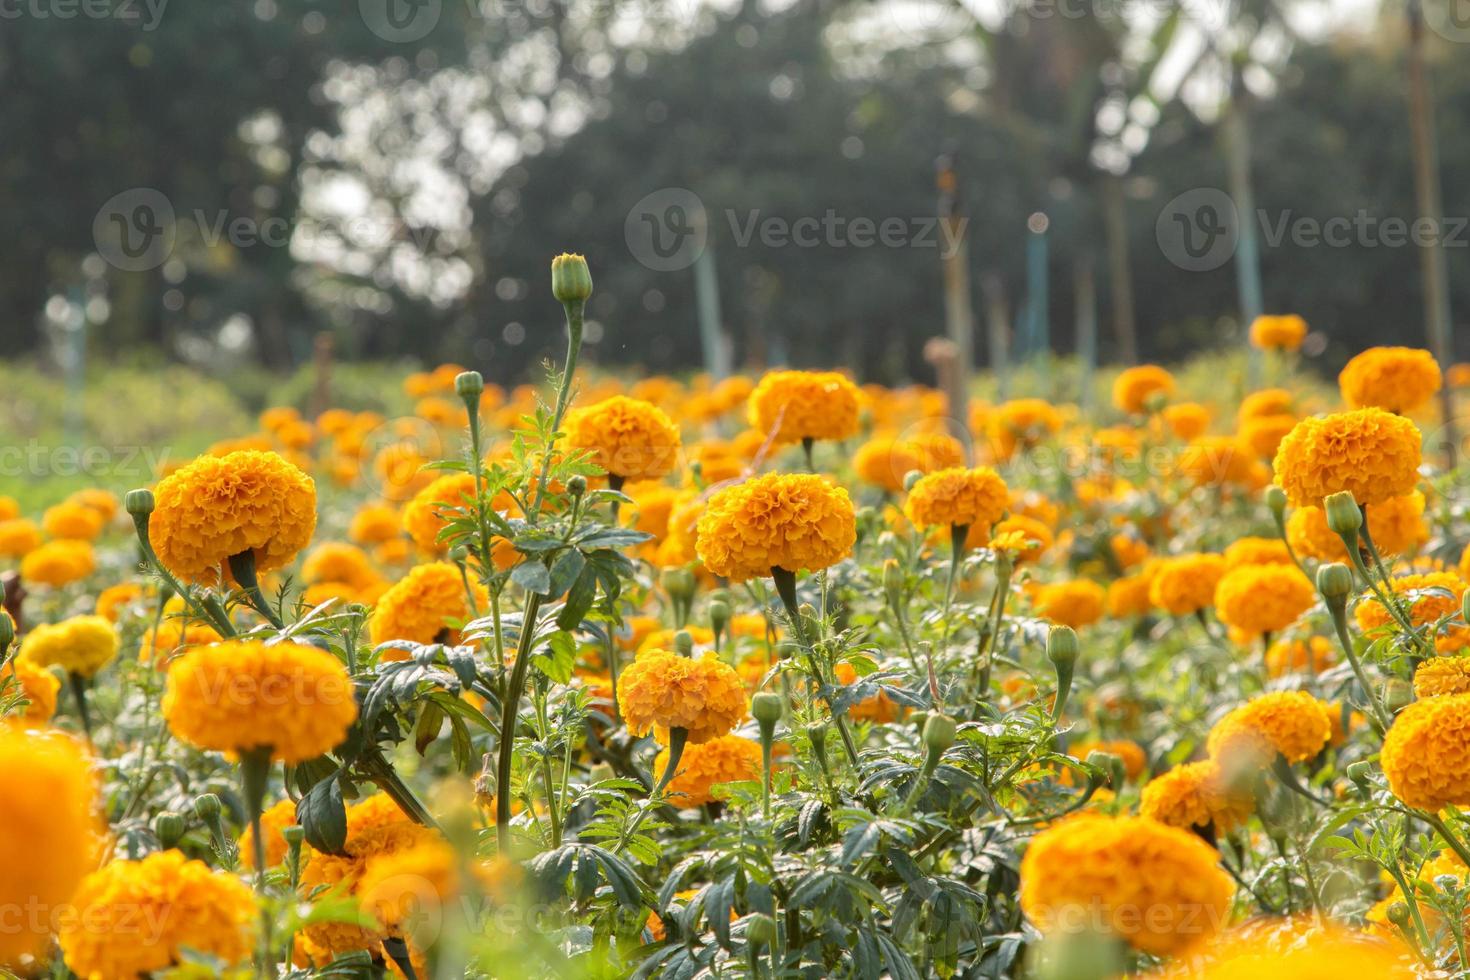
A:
[529,302,585,521]
[496,592,545,852]
[770,566,860,767]
[228,551,284,630]
[1325,600,1391,731]
[240,746,275,978]
[68,672,92,741]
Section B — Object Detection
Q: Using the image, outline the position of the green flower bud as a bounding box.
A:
[1047,626,1079,723]
[751,692,783,731]
[745,913,777,950]
[922,712,957,754]
[673,630,694,657]
[1316,562,1354,601]
[1383,677,1414,714]
[193,793,221,821]
[661,567,695,602]
[0,611,13,653]
[282,825,306,847]
[776,640,800,661]
[902,470,923,492]
[910,710,929,734]
[1085,750,1125,791]
[708,599,731,635]
[709,588,732,606]
[1323,491,1363,538]
[882,559,903,602]
[1265,485,1287,519]
[566,475,588,498]
[550,252,593,304]
[152,811,186,848]
[1345,760,1374,798]
[124,488,155,516]
[1386,902,1412,930]
[454,370,484,401]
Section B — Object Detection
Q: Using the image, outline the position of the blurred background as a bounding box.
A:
[1,1,1466,425]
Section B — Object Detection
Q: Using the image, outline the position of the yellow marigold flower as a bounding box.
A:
[626,481,679,549]
[654,733,762,807]
[240,797,299,869]
[1033,580,1107,629]
[1265,635,1335,678]
[1222,536,1292,570]
[1148,554,1227,615]
[302,542,381,590]
[369,562,489,651]
[19,615,118,678]
[0,518,42,557]
[747,370,860,443]
[0,728,103,968]
[1354,571,1468,653]
[43,500,104,541]
[565,395,683,483]
[150,450,317,584]
[1213,565,1315,636]
[1237,388,1295,425]
[1112,365,1175,415]
[350,503,402,545]
[1018,813,1232,957]
[618,648,746,744]
[986,398,1063,459]
[903,466,1009,531]
[1139,759,1253,834]
[1178,436,1258,488]
[95,582,144,621]
[415,395,465,428]
[1239,412,1298,459]
[140,621,224,669]
[1413,658,1470,699]
[695,473,855,582]
[1,655,60,721]
[20,538,95,586]
[1206,691,1332,765]
[1272,408,1421,509]
[1285,491,1428,561]
[1182,922,1413,979]
[0,496,16,521]
[854,435,928,493]
[1248,313,1308,351]
[59,850,256,979]
[981,514,1054,563]
[1339,345,1442,414]
[401,473,480,553]
[1108,571,1156,618]
[162,640,357,764]
[1381,694,1470,809]
[1163,402,1211,441]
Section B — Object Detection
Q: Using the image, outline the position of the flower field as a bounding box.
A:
[4,255,1470,979]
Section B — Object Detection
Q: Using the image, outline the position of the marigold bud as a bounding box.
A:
[455,370,484,401]
[1085,750,1124,791]
[1382,678,1413,714]
[550,252,593,304]
[125,488,155,516]
[1316,562,1354,600]
[746,913,777,949]
[922,712,956,754]
[1264,485,1287,519]
[902,470,923,492]
[1386,902,1412,930]
[708,599,731,636]
[1346,760,1373,797]
[193,793,221,821]
[1323,491,1363,537]
[673,630,694,657]
[152,811,185,848]
[566,475,588,498]
[0,611,13,652]
[282,825,306,847]
[661,567,695,602]
[751,691,782,729]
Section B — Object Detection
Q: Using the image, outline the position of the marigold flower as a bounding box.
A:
[986,398,1063,459]
[833,661,902,722]
[1339,345,1442,414]
[350,503,402,545]
[1206,691,1332,765]
[1139,759,1253,834]
[1213,565,1315,636]
[1413,657,1470,699]
[1018,814,1232,956]
[1381,694,1470,809]
[747,370,860,444]
[19,614,118,678]
[94,582,143,621]
[1239,412,1298,459]
[565,395,683,483]
[1148,554,1227,615]
[981,514,1053,563]
[240,797,299,869]
[59,850,256,979]
[654,733,762,807]
[42,500,104,541]
[1112,365,1175,414]
[150,449,317,584]
[1354,571,1469,653]
[1178,436,1259,488]
[401,473,478,553]
[1033,580,1107,629]
[1286,491,1428,561]
[1265,635,1335,678]
[695,473,855,582]
[162,640,357,764]
[302,542,381,591]
[1185,922,1413,979]
[1163,402,1211,441]
[0,728,103,968]
[139,620,225,669]
[20,538,95,586]
[1237,388,1295,426]
[0,655,60,721]
[0,518,42,557]
[618,648,746,744]
[1272,408,1421,509]
[369,562,489,651]
[903,466,1009,531]
[1248,313,1308,352]
[1107,571,1156,618]
[357,839,506,939]
[1221,536,1292,569]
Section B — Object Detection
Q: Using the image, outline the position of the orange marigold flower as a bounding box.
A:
[0,518,42,557]
[565,395,683,482]
[618,648,746,744]
[1354,571,1468,652]
[1206,691,1333,765]
[139,620,224,670]
[747,370,860,444]
[1139,759,1253,834]
[980,514,1054,563]
[1413,658,1470,699]
[42,500,104,541]
[903,466,1009,531]
[1213,565,1315,636]
[58,850,256,979]
[369,562,488,651]
[1189,922,1413,979]
[654,733,762,807]
[150,450,317,585]
[19,614,118,678]
[1163,402,1211,441]
[350,503,402,545]
[240,797,300,869]
[1107,571,1156,618]
[1148,554,1227,615]
[95,582,144,621]
[1285,491,1428,561]
[1265,635,1336,678]
[833,661,902,722]
[401,473,480,553]
[1033,580,1107,629]
[162,639,358,764]
[1239,412,1298,459]
[1112,365,1175,415]
[1237,388,1295,425]
[1018,814,1232,957]
[695,473,854,582]
[1178,436,1258,488]
[1380,694,1470,810]
[1339,345,1442,414]
[1248,313,1308,351]
[1222,536,1293,569]
[0,655,60,722]
[986,398,1063,460]
[20,538,95,587]
[1271,408,1421,509]
[302,542,381,591]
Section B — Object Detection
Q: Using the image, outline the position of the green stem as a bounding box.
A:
[227,551,284,630]
[496,592,545,852]
[1325,600,1391,731]
[770,566,860,767]
[529,301,585,521]
[68,672,92,741]
[240,747,275,979]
